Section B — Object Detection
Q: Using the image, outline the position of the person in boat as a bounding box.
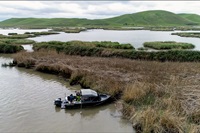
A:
[75,91,81,102]
[69,94,74,103]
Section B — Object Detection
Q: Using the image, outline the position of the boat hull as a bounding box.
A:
[64,94,111,109]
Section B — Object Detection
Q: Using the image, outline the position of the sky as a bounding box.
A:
[0,1,199,21]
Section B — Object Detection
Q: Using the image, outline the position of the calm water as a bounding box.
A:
[29,29,200,50]
[0,28,200,50]
[0,55,134,132]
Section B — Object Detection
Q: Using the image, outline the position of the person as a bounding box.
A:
[69,94,74,103]
[75,91,81,96]
[76,95,81,102]
[75,91,81,102]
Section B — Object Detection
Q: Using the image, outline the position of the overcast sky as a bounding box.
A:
[0,1,199,21]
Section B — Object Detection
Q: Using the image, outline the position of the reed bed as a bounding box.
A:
[33,41,200,62]
[172,32,200,38]
[144,41,195,50]
[12,50,200,132]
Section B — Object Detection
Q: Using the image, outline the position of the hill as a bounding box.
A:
[104,10,196,26]
[178,13,200,25]
[0,10,199,28]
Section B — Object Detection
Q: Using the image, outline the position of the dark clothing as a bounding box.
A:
[69,94,74,103]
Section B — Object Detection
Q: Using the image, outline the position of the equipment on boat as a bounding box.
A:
[54,89,111,109]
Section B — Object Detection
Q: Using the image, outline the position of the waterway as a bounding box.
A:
[0,55,134,132]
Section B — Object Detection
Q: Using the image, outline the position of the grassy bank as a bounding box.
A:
[52,27,87,33]
[33,41,200,62]
[144,41,195,50]
[0,31,59,39]
[0,43,23,53]
[33,41,135,55]
[24,31,59,36]
[0,37,35,53]
[0,38,35,45]
[12,50,200,132]
[172,32,200,38]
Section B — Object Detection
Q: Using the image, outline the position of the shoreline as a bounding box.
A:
[10,50,200,133]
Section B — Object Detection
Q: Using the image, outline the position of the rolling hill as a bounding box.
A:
[0,10,199,28]
[104,10,196,26]
[178,13,200,25]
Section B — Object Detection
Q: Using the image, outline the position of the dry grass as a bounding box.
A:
[12,50,200,132]
[122,82,151,103]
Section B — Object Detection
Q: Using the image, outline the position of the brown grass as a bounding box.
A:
[12,50,200,132]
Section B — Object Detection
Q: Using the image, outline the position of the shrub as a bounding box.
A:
[0,44,24,53]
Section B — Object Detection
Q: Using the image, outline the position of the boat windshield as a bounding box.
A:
[81,89,98,97]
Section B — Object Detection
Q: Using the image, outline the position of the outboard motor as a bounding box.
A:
[54,98,62,107]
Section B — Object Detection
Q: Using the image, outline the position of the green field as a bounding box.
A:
[0,10,200,28]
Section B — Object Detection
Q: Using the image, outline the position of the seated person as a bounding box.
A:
[69,94,74,103]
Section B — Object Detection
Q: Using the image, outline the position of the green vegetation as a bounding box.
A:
[178,13,200,25]
[32,41,200,62]
[53,27,87,33]
[144,41,195,50]
[8,33,18,35]
[0,43,23,53]
[7,34,35,39]
[172,32,200,38]
[104,10,195,27]
[148,27,174,31]
[24,31,59,36]
[0,36,35,53]
[0,10,199,28]
[175,26,200,31]
[33,41,134,53]
[0,38,35,44]
[94,41,133,49]
[102,27,145,30]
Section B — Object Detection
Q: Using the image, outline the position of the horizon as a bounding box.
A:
[1,9,199,22]
[0,1,199,21]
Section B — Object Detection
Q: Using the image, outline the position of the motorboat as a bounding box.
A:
[54,89,111,109]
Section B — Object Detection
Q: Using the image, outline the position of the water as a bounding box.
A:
[29,29,200,50]
[0,55,134,132]
[0,29,200,50]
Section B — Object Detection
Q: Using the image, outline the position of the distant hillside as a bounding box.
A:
[104,10,196,26]
[178,13,200,25]
[0,10,199,28]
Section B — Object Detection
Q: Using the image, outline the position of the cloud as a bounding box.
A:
[0,1,199,21]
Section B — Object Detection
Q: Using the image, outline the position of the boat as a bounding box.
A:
[54,89,111,109]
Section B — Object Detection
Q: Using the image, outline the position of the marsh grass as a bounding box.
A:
[0,38,35,45]
[34,41,200,62]
[13,50,200,132]
[172,32,200,38]
[144,41,195,50]
[0,44,24,53]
